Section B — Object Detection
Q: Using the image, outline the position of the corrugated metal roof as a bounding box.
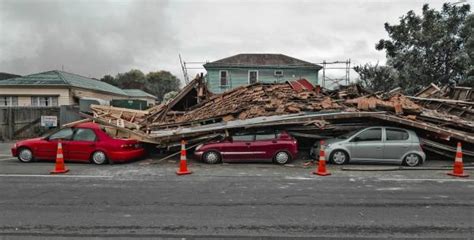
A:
[0,70,127,96]
[204,53,322,69]
[123,89,157,99]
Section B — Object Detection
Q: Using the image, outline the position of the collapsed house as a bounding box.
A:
[89,75,474,160]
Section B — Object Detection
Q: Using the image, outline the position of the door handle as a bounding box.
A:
[245,142,251,145]
[272,140,277,143]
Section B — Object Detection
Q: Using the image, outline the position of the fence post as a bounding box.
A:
[7,107,14,140]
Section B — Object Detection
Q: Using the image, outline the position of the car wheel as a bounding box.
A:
[403,153,421,167]
[274,151,291,165]
[203,151,221,164]
[91,151,108,165]
[330,150,349,165]
[18,148,34,163]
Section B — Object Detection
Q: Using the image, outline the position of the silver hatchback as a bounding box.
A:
[310,126,426,167]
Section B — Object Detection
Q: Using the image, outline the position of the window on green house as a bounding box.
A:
[274,70,284,77]
[220,70,229,87]
[0,96,18,106]
[31,96,58,107]
[248,70,258,84]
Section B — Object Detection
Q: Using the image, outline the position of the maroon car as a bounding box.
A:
[194,130,298,164]
[11,122,145,164]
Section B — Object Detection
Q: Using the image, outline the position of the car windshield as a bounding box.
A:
[337,130,359,139]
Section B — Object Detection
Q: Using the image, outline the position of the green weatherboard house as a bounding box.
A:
[203,53,322,93]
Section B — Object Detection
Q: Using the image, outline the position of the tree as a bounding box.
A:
[115,69,146,89]
[100,74,115,85]
[100,69,181,101]
[146,71,180,101]
[376,3,471,92]
[162,91,179,103]
[461,13,474,87]
[354,63,399,92]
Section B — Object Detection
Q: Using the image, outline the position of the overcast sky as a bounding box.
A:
[0,0,461,84]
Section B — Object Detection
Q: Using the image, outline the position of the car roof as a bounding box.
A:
[72,122,101,129]
[363,126,415,133]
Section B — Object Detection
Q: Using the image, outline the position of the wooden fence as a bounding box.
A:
[0,106,82,141]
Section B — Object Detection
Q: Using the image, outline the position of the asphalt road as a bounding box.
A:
[0,142,473,239]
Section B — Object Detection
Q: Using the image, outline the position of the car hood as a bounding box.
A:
[16,137,44,145]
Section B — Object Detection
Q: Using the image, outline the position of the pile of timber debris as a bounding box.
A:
[148,82,342,128]
[88,76,473,159]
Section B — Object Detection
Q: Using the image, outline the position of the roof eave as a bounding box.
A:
[204,64,322,70]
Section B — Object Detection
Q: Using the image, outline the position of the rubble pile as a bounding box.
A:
[151,83,341,127]
[345,94,421,114]
[88,76,473,159]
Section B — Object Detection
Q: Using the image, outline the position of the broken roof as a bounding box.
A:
[203,53,322,69]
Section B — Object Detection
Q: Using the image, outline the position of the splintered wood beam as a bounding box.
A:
[78,112,159,144]
[371,114,474,143]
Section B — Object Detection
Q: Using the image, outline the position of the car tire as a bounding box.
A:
[91,151,108,165]
[274,151,291,165]
[329,150,349,165]
[403,153,421,167]
[203,151,221,164]
[18,148,34,163]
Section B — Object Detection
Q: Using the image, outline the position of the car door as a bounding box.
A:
[349,128,383,161]
[252,132,277,161]
[221,133,255,162]
[383,128,410,162]
[67,128,98,162]
[36,128,73,160]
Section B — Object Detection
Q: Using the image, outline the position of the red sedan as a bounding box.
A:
[11,122,145,164]
[194,130,298,164]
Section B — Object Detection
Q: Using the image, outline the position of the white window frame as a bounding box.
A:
[248,70,259,84]
[219,70,229,87]
[31,96,59,107]
[274,70,284,77]
[0,96,18,106]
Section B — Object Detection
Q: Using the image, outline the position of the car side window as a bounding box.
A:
[73,128,96,142]
[232,134,255,141]
[255,133,276,141]
[353,128,382,142]
[49,128,74,140]
[386,129,409,141]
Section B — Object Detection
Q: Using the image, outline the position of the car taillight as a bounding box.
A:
[121,144,133,149]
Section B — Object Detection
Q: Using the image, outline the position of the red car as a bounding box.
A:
[194,130,298,164]
[11,122,145,164]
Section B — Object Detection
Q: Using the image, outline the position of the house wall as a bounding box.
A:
[205,67,319,93]
[72,88,156,106]
[71,88,129,104]
[0,87,72,106]
[131,97,156,106]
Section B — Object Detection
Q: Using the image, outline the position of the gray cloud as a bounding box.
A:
[0,0,450,82]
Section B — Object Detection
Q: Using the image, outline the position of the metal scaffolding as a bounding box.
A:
[318,59,351,88]
[179,54,206,85]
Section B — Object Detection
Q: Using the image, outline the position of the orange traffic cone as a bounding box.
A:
[313,140,331,176]
[176,139,192,175]
[447,142,469,178]
[50,141,69,174]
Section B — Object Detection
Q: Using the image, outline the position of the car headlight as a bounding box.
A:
[195,144,203,151]
[321,144,332,149]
